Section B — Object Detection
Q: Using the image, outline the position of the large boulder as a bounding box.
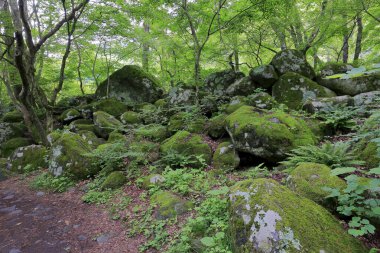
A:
[48,132,96,179]
[249,65,279,89]
[272,72,336,109]
[204,69,245,96]
[160,131,212,167]
[317,72,380,96]
[225,106,316,161]
[7,145,48,173]
[271,49,316,79]
[93,111,123,138]
[229,178,367,253]
[319,62,354,78]
[226,76,257,96]
[95,65,163,104]
[0,137,31,158]
[246,92,278,110]
[353,91,380,109]
[286,163,346,207]
[302,95,353,114]
[85,98,129,117]
[167,83,196,106]
[0,122,26,144]
[59,109,81,124]
[134,124,168,142]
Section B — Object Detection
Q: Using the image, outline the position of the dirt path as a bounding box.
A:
[0,177,143,253]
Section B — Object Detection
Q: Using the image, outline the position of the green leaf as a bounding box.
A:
[331,167,356,176]
[201,237,216,247]
[348,229,365,237]
[368,167,380,175]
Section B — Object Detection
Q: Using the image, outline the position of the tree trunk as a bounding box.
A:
[354,15,363,62]
[142,22,150,71]
[194,49,201,85]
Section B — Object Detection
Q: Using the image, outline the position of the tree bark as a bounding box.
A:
[354,15,363,62]
[142,21,150,72]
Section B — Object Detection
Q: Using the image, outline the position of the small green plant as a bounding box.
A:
[81,190,117,205]
[315,105,359,133]
[324,173,380,237]
[30,172,74,193]
[159,150,206,169]
[281,141,364,170]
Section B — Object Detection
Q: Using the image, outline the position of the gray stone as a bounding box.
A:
[249,65,279,89]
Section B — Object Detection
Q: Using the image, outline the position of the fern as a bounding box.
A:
[281,141,364,170]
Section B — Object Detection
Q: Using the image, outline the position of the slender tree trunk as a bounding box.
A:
[354,15,363,62]
[342,14,350,63]
[75,41,84,95]
[142,22,150,71]
[194,49,202,85]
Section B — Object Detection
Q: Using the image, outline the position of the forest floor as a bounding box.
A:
[0,176,144,253]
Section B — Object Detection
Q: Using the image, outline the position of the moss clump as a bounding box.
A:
[88,98,129,117]
[141,174,165,189]
[0,137,31,158]
[213,142,240,172]
[360,141,379,168]
[229,178,367,253]
[48,132,96,179]
[225,106,316,162]
[77,130,104,148]
[272,72,336,110]
[224,96,247,114]
[59,109,81,123]
[93,111,123,138]
[151,191,193,219]
[207,114,227,138]
[135,124,168,142]
[120,111,142,124]
[2,110,24,123]
[101,171,126,190]
[129,140,160,163]
[160,131,212,167]
[154,99,168,108]
[287,163,346,207]
[107,131,127,143]
[168,112,207,134]
[8,145,48,173]
[68,119,95,133]
[246,92,278,110]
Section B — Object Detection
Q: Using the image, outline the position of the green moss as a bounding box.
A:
[68,119,96,133]
[2,110,23,123]
[135,124,168,142]
[229,178,367,253]
[246,92,278,110]
[77,130,104,148]
[9,145,48,173]
[160,131,212,166]
[213,142,240,172]
[101,171,126,190]
[107,131,127,143]
[287,162,346,207]
[225,106,316,161]
[93,111,123,138]
[224,96,247,114]
[89,98,129,117]
[207,114,227,138]
[151,191,193,219]
[59,109,81,122]
[141,174,165,189]
[49,132,96,179]
[360,141,379,168]
[272,72,336,110]
[0,137,31,158]
[154,99,168,108]
[120,111,142,124]
[168,112,187,133]
[168,112,207,134]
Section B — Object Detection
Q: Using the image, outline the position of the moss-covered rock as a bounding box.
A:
[59,109,81,123]
[229,178,367,253]
[95,65,163,104]
[48,132,96,179]
[151,191,193,219]
[68,119,96,133]
[226,77,256,96]
[93,111,123,138]
[249,65,279,89]
[204,69,245,96]
[207,114,227,139]
[271,49,316,79]
[120,111,142,124]
[135,124,168,142]
[358,141,379,168]
[160,131,212,167]
[141,174,165,189]
[319,62,354,78]
[302,95,354,114]
[154,98,168,108]
[246,92,278,110]
[287,163,346,207]
[225,106,316,161]
[224,96,248,114]
[272,72,336,110]
[101,171,126,190]
[167,85,196,106]
[0,122,26,144]
[8,145,48,173]
[0,137,31,158]
[168,112,207,134]
[78,130,104,148]
[317,72,380,96]
[2,110,23,123]
[107,131,127,143]
[87,98,130,117]
[129,140,160,163]
[213,142,240,172]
